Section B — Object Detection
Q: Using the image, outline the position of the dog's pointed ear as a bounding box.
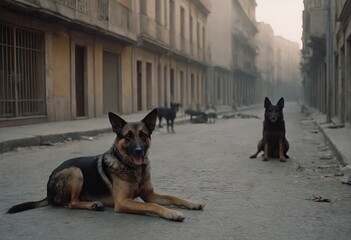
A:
[142,108,158,133]
[108,112,127,133]
[264,97,272,108]
[277,97,285,108]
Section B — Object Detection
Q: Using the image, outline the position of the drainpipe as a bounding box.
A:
[326,0,334,123]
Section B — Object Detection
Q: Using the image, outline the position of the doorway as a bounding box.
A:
[103,51,120,114]
[75,45,86,117]
[137,60,142,111]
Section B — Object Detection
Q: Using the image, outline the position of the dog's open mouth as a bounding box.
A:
[131,155,143,165]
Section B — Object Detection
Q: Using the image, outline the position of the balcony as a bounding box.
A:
[3,0,137,43]
[140,13,169,45]
[193,0,211,15]
[308,7,327,37]
[233,54,257,78]
[139,14,210,65]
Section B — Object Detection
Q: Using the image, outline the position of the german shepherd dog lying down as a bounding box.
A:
[250,97,289,162]
[7,109,204,221]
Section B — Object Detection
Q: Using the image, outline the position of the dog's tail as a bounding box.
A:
[7,198,48,214]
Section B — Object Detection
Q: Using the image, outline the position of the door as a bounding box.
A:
[146,62,152,109]
[137,61,142,111]
[103,51,120,114]
[170,0,175,47]
[157,65,162,106]
[75,45,86,117]
[170,68,175,101]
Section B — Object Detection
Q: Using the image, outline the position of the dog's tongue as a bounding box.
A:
[132,155,143,165]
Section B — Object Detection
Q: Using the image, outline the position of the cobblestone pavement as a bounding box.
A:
[0,103,350,240]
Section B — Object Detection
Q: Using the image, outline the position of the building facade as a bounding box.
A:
[135,0,210,111]
[302,0,351,125]
[255,22,274,100]
[0,0,210,127]
[207,0,258,107]
[255,22,302,104]
[1,0,136,126]
[334,0,351,124]
[301,0,328,114]
[272,36,301,101]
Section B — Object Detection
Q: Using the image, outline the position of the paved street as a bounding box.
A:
[0,103,350,240]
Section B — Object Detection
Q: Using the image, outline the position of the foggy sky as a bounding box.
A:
[256,0,303,48]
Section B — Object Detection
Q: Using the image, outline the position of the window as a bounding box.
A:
[197,22,201,57]
[180,7,185,39]
[191,74,195,102]
[202,26,205,49]
[155,0,161,23]
[180,7,185,50]
[140,0,146,15]
[190,15,193,44]
[0,24,45,119]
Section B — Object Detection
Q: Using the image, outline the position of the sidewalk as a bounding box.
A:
[0,105,236,153]
[309,110,351,166]
[308,109,351,185]
[0,111,190,154]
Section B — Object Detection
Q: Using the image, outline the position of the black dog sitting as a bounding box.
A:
[157,102,181,133]
[250,97,289,162]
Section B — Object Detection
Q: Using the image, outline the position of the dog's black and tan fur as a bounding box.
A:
[7,109,204,221]
[250,97,289,162]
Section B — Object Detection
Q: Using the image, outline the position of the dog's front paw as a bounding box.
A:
[164,210,185,222]
[90,202,105,211]
[188,201,205,210]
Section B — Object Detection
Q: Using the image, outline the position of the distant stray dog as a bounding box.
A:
[157,102,181,133]
[206,112,217,123]
[250,97,289,162]
[7,109,204,221]
[191,112,208,124]
[185,109,206,123]
[204,105,217,123]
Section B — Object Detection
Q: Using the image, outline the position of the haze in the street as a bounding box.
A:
[256,0,304,48]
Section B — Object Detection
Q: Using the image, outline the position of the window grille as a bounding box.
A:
[0,23,45,119]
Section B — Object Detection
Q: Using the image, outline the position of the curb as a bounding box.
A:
[0,128,112,154]
[0,119,192,154]
[303,106,350,166]
[314,122,349,166]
